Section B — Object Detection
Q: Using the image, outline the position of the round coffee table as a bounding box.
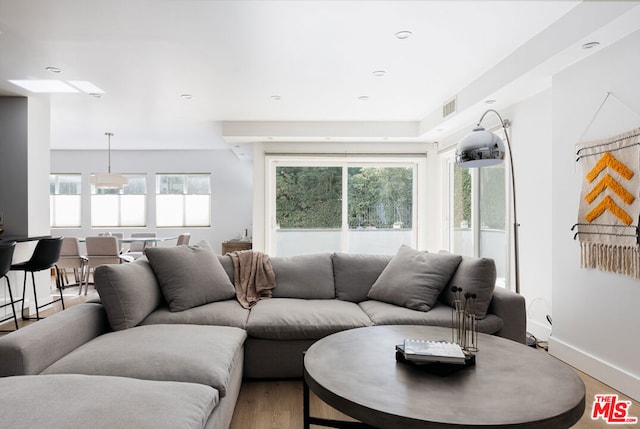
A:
[303,325,585,429]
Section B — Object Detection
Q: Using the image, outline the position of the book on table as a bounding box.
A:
[398,339,467,365]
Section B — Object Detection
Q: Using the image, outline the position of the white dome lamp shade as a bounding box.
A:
[455,109,520,294]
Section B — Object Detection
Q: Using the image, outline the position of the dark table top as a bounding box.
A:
[0,235,52,243]
[304,325,585,429]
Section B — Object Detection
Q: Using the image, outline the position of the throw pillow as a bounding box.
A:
[145,240,235,312]
[439,253,496,319]
[367,245,462,312]
[332,253,392,302]
[94,258,164,330]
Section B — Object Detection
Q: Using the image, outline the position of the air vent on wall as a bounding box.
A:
[442,97,457,118]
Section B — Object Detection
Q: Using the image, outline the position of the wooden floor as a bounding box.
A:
[229,370,638,429]
[1,281,637,429]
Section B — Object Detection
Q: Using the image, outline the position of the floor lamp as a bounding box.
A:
[455,109,520,294]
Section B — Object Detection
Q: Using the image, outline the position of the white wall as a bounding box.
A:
[50,149,253,254]
[508,91,554,341]
[550,29,640,401]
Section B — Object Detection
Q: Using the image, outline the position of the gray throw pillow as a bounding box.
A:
[367,245,462,312]
[145,241,235,312]
[332,253,392,302]
[439,254,496,319]
[94,258,163,330]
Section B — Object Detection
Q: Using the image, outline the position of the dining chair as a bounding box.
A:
[98,232,124,253]
[82,236,134,295]
[176,233,191,246]
[125,232,156,260]
[10,237,65,321]
[0,241,19,331]
[56,237,88,288]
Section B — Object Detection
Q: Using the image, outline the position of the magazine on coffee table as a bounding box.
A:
[397,339,466,365]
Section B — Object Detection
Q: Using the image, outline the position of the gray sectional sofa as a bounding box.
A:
[0,243,525,429]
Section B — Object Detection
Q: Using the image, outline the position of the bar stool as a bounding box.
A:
[10,237,64,321]
[0,241,19,332]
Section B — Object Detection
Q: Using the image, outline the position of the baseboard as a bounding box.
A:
[549,336,640,402]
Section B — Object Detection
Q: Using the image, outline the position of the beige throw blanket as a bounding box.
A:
[229,250,276,309]
[576,127,640,278]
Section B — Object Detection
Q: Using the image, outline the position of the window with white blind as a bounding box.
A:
[156,174,211,227]
[50,174,82,227]
[91,174,147,227]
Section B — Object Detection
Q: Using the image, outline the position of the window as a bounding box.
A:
[50,174,81,227]
[267,156,424,256]
[91,174,147,227]
[445,143,508,286]
[156,174,211,227]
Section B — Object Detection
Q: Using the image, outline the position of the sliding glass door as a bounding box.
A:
[267,156,423,256]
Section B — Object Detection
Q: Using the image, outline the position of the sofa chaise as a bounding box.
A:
[0,243,525,428]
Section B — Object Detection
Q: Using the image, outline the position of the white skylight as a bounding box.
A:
[8,79,79,93]
[68,80,104,94]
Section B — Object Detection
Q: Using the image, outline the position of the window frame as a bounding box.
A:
[155,173,212,228]
[50,173,82,228]
[265,155,427,256]
[90,174,148,228]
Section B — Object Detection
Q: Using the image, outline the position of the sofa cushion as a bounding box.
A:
[94,258,163,330]
[332,253,392,302]
[439,254,497,319]
[270,253,335,299]
[246,298,373,340]
[0,374,217,429]
[141,299,250,329]
[367,245,462,312]
[145,241,236,312]
[359,300,504,335]
[42,324,246,398]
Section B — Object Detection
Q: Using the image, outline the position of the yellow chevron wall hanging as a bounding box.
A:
[575,127,640,279]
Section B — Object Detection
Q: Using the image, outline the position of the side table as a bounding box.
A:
[221,240,252,255]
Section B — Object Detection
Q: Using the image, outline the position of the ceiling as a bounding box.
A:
[1,1,639,153]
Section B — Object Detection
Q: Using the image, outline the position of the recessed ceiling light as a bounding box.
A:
[8,79,78,93]
[68,80,104,94]
[395,30,413,40]
[270,95,281,101]
[582,41,600,50]
[45,66,63,74]
[358,95,369,101]
[372,70,386,77]
[181,94,193,100]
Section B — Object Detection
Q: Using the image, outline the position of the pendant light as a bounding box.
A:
[89,132,127,189]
